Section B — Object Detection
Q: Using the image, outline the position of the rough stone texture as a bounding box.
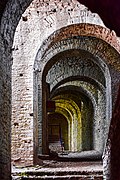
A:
[34,24,120,63]
[12,0,119,168]
[1,0,120,37]
[46,55,105,88]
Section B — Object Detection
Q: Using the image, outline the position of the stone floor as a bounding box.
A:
[12,160,103,179]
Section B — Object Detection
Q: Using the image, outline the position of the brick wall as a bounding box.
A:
[0,0,33,178]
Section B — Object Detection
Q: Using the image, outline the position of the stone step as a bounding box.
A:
[21,174,103,179]
[19,170,102,176]
[12,169,103,180]
[12,161,103,180]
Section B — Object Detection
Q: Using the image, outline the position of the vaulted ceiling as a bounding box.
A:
[0,0,120,36]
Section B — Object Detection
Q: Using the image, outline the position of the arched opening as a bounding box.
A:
[49,87,94,154]
[48,112,69,152]
[38,41,111,157]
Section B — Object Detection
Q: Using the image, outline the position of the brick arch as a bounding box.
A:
[40,68,107,154]
[51,84,96,112]
[45,50,106,89]
[35,23,120,66]
[51,76,105,94]
[36,35,120,75]
[7,0,116,171]
[0,0,33,42]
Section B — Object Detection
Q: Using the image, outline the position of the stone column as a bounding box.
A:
[103,85,120,180]
[0,35,12,179]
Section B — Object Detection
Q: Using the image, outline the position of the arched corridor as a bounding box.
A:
[0,0,120,179]
[48,87,94,153]
[33,25,114,159]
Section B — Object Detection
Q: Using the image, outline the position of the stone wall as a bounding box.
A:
[0,0,33,178]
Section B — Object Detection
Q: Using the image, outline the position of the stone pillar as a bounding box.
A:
[0,36,12,179]
[109,85,120,179]
[103,85,120,180]
[42,81,49,154]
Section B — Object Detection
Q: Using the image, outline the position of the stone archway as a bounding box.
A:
[34,25,119,165]
[50,85,94,154]
[34,23,120,159]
